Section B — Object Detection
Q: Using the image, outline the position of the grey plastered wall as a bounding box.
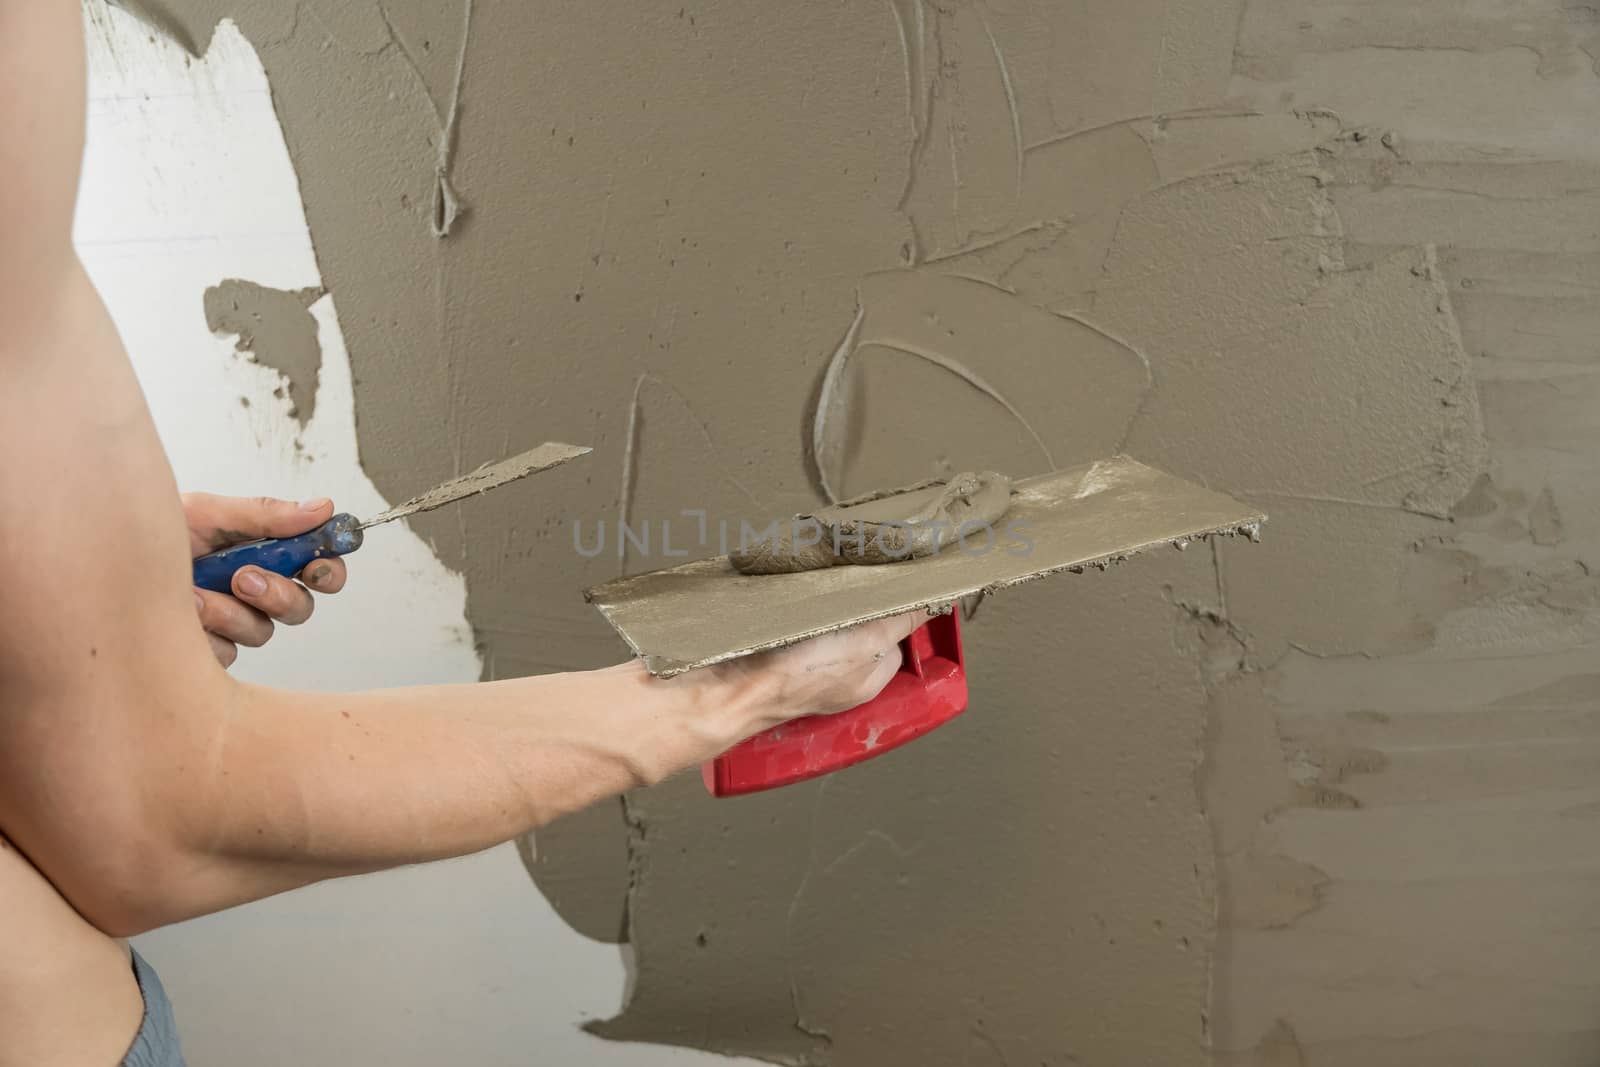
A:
[138,0,1600,1062]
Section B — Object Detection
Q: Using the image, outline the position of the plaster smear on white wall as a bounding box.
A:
[76,6,738,1064]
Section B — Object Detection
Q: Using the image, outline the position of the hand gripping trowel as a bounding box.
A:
[586,455,1264,797]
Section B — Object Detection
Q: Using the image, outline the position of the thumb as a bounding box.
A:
[187,493,335,550]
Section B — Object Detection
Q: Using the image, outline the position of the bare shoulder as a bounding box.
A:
[0,0,191,691]
[0,1,86,298]
[0,11,147,1064]
[0,0,201,774]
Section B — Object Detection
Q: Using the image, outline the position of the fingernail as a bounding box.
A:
[237,571,268,596]
[194,592,205,614]
[308,564,331,589]
[299,497,332,512]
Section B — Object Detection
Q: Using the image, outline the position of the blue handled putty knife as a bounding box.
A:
[192,441,591,593]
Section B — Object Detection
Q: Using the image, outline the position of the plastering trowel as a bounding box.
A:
[586,455,1264,797]
[191,442,591,592]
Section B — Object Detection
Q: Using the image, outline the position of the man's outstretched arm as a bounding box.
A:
[0,2,918,938]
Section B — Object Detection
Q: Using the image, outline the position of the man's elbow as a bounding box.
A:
[24,823,202,938]
[71,881,173,939]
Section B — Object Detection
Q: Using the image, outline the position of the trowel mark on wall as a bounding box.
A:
[1211,1018,1307,1066]
[616,371,762,573]
[204,279,327,428]
[885,0,934,264]
[810,304,865,505]
[807,290,1055,504]
[809,269,1151,503]
[375,0,474,237]
[890,0,1023,260]
[1001,108,1498,1061]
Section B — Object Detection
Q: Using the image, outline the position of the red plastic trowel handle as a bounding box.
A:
[701,612,969,797]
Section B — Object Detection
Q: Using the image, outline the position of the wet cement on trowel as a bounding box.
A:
[133,0,1600,1062]
[203,279,325,427]
[729,471,1014,575]
[595,458,1264,676]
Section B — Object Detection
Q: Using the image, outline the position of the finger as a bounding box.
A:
[297,557,347,594]
[232,566,316,625]
[195,587,275,648]
[184,492,336,550]
[193,597,240,666]
[855,609,927,647]
[206,632,238,669]
[781,610,922,678]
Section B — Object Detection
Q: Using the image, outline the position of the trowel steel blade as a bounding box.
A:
[361,441,592,529]
[585,455,1265,677]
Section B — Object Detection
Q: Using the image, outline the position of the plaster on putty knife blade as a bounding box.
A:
[191,441,591,593]
[361,441,592,529]
[585,455,1265,677]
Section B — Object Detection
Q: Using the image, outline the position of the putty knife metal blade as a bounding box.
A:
[585,455,1265,677]
[361,441,592,529]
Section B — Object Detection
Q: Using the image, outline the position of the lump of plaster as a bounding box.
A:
[204,280,326,427]
[731,472,1013,575]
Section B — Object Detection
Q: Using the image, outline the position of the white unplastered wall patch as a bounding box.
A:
[76,6,739,1065]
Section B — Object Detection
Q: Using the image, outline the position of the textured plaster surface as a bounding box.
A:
[135,0,1600,1062]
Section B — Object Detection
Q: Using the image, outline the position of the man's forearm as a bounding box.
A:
[124,663,759,931]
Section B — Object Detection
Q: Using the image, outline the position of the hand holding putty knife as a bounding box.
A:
[191,442,591,593]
